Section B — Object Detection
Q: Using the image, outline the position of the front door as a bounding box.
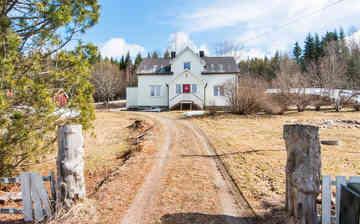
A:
[183,84,191,93]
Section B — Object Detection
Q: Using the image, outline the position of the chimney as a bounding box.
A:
[171,51,176,59]
[199,50,205,58]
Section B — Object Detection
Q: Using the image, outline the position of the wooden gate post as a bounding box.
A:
[56,125,86,209]
[283,124,321,224]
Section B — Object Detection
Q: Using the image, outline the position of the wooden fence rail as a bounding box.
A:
[321,176,360,224]
[0,172,56,222]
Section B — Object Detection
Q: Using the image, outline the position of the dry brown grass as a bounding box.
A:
[189,110,360,216]
[22,111,137,184]
[0,111,152,224]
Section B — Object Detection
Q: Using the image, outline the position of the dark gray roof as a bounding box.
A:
[137,58,171,75]
[202,57,240,74]
[137,56,240,75]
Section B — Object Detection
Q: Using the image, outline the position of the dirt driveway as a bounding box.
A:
[120,112,254,224]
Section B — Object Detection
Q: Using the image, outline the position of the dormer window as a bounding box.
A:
[184,62,191,70]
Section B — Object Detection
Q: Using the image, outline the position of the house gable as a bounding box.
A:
[170,47,205,76]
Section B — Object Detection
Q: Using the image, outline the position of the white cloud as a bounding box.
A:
[176,0,360,59]
[167,32,210,54]
[100,38,145,58]
[181,0,360,33]
[347,30,360,43]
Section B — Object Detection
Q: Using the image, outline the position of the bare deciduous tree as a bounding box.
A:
[347,40,360,89]
[318,41,347,89]
[273,57,312,112]
[225,76,271,114]
[316,41,348,111]
[91,61,125,107]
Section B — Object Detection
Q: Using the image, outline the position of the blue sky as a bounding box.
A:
[81,0,360,60]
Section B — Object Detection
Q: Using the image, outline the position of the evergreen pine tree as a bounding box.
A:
[293,42,302,64]
[314,34,323,60]
[151,51,159,59]
[120,56,126,70]
[338,27,348,56]
[134,53,143,67]
[163,50,170,59]
[303,33,316,64]
[339,27,345,40]
[125,51,132,66]
[333,29,339,41]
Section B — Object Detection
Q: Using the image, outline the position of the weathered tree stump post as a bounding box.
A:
[56,125,85,209]
[283,124,321,224]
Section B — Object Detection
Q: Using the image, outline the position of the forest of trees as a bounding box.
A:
[227,27,360,115]
[239,28,360,89]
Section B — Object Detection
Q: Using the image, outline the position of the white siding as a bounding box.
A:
[169,71,205,101]
[203,74,236,106]
[128,48,237,109]
[126,87,138,108]
[136,72,236,108]
[137,75,172,107]
[171,50,204,76]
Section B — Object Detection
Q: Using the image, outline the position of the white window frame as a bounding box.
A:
[184,62,191,70]
[176,84,182,94]
[191,84,197,93]
[150,85,161,97]
[213,85,224,96]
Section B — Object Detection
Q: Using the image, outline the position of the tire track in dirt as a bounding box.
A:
[180,121,242,218]
[182,120,257,221]
[120,114,174,224]
[120,113,254,224]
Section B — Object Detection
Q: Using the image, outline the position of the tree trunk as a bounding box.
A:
[283,124,321,224]
[354,105,360,111]
[56,125,85,209]
[297,105,305,112]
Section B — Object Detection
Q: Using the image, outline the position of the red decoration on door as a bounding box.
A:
[183,84,191,93]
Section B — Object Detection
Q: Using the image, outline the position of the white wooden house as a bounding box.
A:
[126,47,239,110]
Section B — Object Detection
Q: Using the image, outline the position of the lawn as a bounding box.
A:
[189,110,360,216]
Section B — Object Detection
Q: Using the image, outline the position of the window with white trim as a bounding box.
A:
[150,85,161,97]
[176,84,182,94]
[191,84,197,93]
[184,62,191,70]
[213,85,224,96]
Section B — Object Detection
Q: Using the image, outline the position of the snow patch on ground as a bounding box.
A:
[183,111,206,117]
[54,108,80,119]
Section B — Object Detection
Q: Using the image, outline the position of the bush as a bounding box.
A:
[225,77,270,115]
[268,93,292,114]
[310,95,332,111]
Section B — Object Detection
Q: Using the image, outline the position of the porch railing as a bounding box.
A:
[169,93,204,109]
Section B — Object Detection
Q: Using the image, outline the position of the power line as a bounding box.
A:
[240,0,347,45]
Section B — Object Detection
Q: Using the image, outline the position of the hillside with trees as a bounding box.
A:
[229,28,360,115]
[238,28,360,89]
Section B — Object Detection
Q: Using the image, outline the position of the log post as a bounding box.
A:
[56,125,85,209]
[283,124,321,224]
